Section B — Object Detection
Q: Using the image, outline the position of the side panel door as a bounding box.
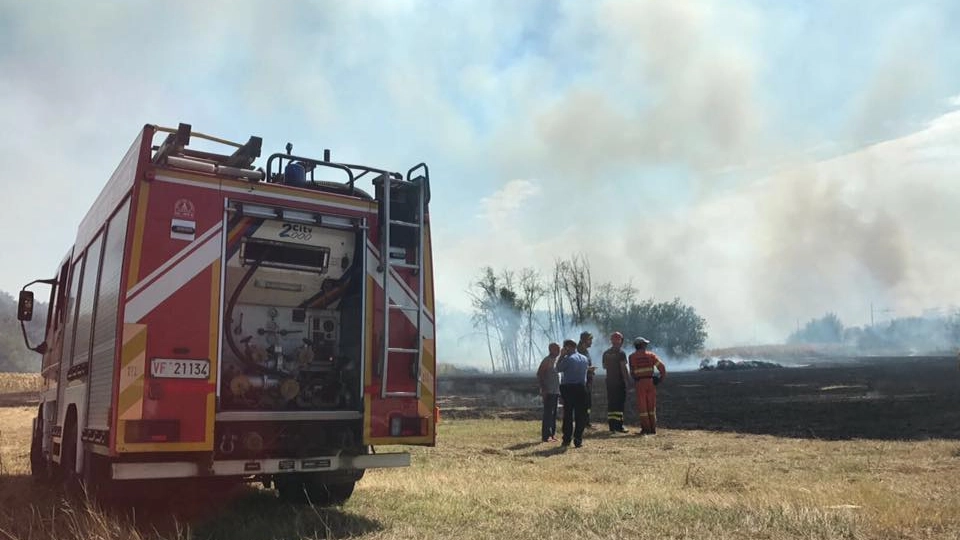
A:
[363,215,437,446]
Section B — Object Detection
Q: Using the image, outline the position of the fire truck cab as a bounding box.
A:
[17,123,437,504]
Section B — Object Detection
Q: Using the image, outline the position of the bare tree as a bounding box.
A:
[948,310,960,348]
[497,271,522,372]
[558,253,593,326]
[468,267,523,372]
[518,268,547,370]
[548,259,568,342]
[469,267,500,373]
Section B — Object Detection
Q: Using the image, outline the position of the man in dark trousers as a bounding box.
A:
[577,331,595,428]
[602,331,630,433]
[556,339,590,448]
[537,342,561,442]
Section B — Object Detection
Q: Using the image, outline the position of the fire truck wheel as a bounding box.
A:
[275,473,356,506]
[60,419,80,495]
[29,416,47,482]
[81,454,115,502]
[303,478,355,507]
[275,474,307,503]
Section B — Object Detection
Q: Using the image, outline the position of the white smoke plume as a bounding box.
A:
[1,0,957,370]
[436,0,960,363]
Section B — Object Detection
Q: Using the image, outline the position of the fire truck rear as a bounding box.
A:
[16,123,437,504]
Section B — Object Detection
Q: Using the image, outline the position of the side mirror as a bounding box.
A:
[17,290,34,321]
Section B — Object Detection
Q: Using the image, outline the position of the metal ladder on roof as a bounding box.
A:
[379,165,429,399]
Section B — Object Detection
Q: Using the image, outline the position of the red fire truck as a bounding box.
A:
[16,123,437,504]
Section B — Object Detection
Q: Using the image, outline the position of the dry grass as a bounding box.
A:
[0,374,41,394]
[2,407,959,538]
[0,407,33,476]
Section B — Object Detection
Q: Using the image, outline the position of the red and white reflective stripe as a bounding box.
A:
[124,223,222,323]
[127,223,222,298]
[365,240,434,339]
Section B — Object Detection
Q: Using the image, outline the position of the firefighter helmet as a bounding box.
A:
[633,336,651,349]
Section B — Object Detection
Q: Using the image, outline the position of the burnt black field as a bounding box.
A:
[2,357,956,441]
[438,356,960,441]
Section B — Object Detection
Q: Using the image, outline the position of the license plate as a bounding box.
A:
[150,359,210,379]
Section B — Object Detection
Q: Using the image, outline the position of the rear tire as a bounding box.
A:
[275,475,302,503]
[304,479,355,506]
[81,453,116,502]
[60,419,80,495]
[30,416,46,482]
[275,472,358,506]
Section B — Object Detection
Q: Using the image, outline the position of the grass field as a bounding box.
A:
[0,373,40,395]
[1,403,959,540]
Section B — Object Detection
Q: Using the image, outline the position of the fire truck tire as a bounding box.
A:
[305,479,355,507]
[60,419,80,495]
[29,416,46,482]
[275,473,356,506]
[274,474,306,503]
[81,454,115,502]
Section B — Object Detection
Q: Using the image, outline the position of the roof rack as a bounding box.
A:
[151,123,264,181]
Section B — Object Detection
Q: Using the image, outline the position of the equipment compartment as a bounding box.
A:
[220,211,364,412]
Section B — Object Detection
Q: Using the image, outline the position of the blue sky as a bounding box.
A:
[2,0,960,367]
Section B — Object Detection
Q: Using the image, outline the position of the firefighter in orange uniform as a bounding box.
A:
[628,337,666,435]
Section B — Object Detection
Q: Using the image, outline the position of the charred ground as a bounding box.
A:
[2,356,957,441]
[438,356,960,441]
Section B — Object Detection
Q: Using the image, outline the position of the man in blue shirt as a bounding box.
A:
[577,331,596,428]
[556,339,590,448]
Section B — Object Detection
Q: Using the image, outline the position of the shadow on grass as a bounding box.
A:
[186,490,382,540]
[525,445,569,458]
[504,441,541,451]
[0,474,382,540]
[107,484,382,540]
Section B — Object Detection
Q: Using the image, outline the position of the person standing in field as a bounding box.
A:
[577,331,596,428]
[556,339,590,448]
[602,332,630,433]
[628,337,666,435]
[537,342,561,442]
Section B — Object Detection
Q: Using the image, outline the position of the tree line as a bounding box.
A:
[0,291,47,372]
[470,255,708,373]
[788,311,960,354]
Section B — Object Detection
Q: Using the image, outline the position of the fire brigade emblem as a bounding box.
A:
[174,199,195,219]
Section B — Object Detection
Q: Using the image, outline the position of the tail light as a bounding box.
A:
[124,420,180,443]
[389,415,428,436]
